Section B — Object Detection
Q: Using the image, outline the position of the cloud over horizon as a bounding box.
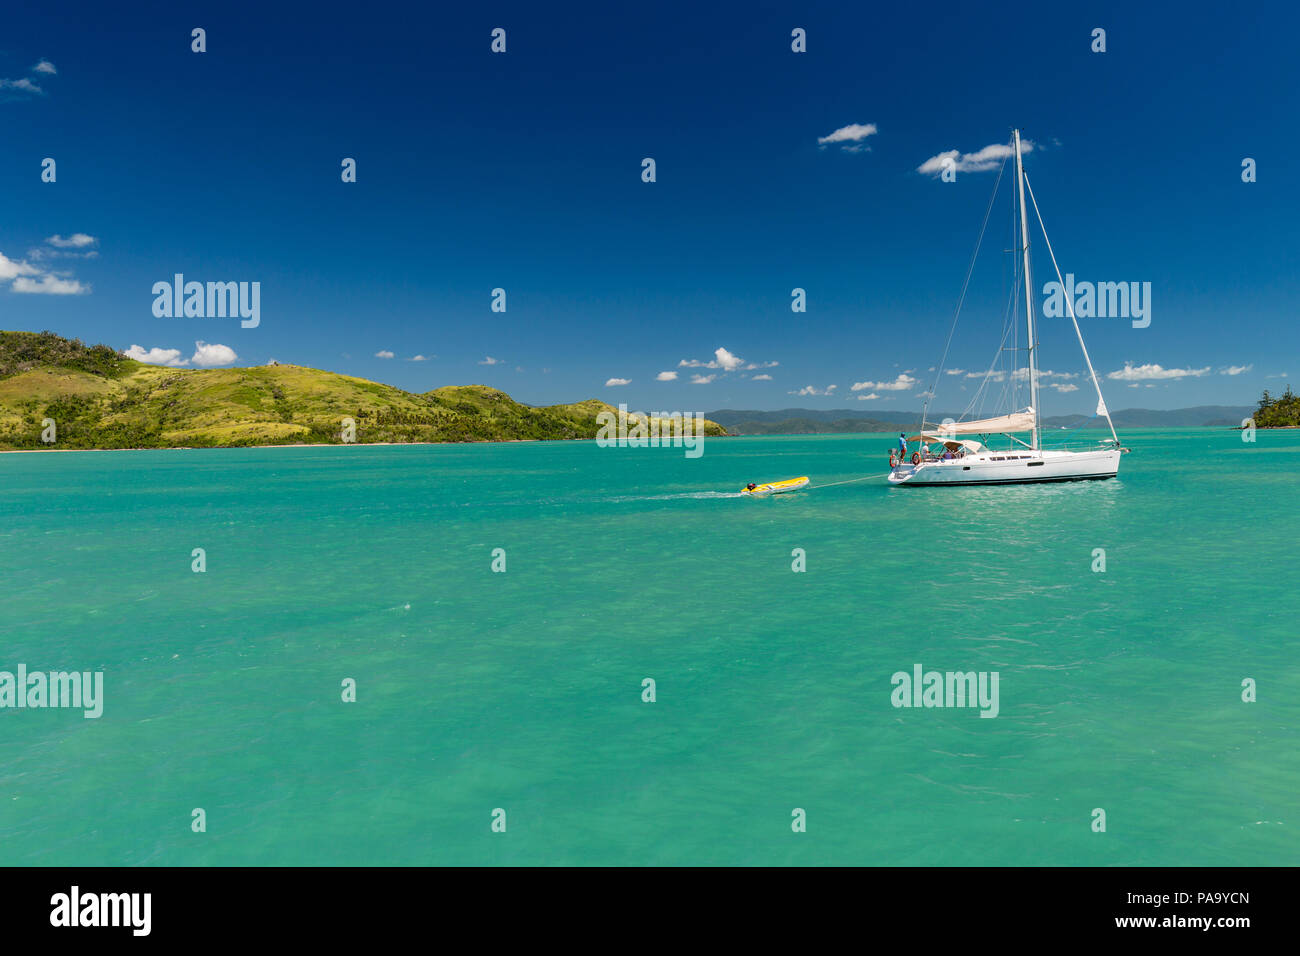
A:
[123,341,238,367]
[852,373,917,392]
[1107,362,1210,381]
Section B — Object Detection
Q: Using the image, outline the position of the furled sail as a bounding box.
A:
[926,410,1036,436]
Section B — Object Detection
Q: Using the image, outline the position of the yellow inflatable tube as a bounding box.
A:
[740,476,810,496]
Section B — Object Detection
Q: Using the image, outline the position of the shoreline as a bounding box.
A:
[0,434,726,454]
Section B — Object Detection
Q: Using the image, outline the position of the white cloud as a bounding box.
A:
[122,342,235,371]
[191,341,237,367]
[856,392,881,400]
[1107,362,1210,381]
[1049,383,1079,393]
[962,368,1077,385]
[28,234,98,265]
[374,350,395,359]
[751,373,773,381]
[690,374,716,384]
[12,274,88,294]
[124,345,187,366]
[655,371,678,381]
[744,360,778,370]
[478,356,502,365]
[817,123,878,147]
[0,78,42,95]
[1,61,57,97]
[944,368,966,376]
[713,347,744,371]
[789,384,836,396]
[1219,364,1252,376]
[1008,367,1076,382]
[0,252,40,280]
[46,233,96,248]
[605,377,631,387]
[29,247,98,262]
[409,354,431,361]
[679,347,751,372]
[852,373,916,392]
[917,140,1033,177]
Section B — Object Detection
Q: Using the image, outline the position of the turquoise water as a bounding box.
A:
[1,429,1296,866]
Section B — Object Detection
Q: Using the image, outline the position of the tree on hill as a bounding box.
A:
[0,330,128,379]
[1254,385,1299,427]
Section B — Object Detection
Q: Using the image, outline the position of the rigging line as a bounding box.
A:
[969,183,1024,424]
[965,307,1015,421]
[1021,172,1120,444]
[963,258,1020,421]
[921,155,1008,432]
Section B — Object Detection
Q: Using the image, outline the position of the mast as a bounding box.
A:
[1013,129,1040,451]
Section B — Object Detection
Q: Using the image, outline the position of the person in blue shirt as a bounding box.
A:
[897,433,908,458]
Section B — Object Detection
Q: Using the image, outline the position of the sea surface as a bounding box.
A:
[1,429,1296,866]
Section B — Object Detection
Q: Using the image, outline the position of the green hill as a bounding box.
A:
[0,331,726,449]
[1253,386,1300,428]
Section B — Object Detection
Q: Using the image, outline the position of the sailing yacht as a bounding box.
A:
[888,129,1126,487]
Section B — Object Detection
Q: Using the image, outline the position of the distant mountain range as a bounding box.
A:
[705,405,1254,435]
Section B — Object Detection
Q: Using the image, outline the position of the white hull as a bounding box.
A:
[884,129,1126,491]
[888,448,1119,486]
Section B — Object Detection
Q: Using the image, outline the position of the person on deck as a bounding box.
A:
[897,433,908,459]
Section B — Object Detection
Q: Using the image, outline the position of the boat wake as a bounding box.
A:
[607,491,747,502]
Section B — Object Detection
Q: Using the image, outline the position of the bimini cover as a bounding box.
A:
[908,436,986,454]
[921,410,1035,437]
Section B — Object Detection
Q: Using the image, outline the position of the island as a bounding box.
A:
[1252,386,1300,428]
[0,331,727,449]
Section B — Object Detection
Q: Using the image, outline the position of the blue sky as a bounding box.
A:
[2,0,1296,413]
